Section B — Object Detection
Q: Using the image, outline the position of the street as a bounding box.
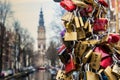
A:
[1,70,52,80]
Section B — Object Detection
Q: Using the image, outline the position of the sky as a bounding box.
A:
[9,0,63,50]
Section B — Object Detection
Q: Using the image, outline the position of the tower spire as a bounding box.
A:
[39,8,44,28]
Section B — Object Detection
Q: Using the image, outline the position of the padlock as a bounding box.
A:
[74,41,80,55]
[63,41,74,50]
[87,6,96,17]
[61,12,74,22]
[94,46,110,59]
[79,44,87,58]
[85,4,93,13]
[64,24,77,41]
[56,70,73,80]
[78,9,84,27]
[108,33,120,43]
[98,0,108,7]
[85,64,100,80]
[79,8,88,17]
[98,69,109,80]
[104,66,117,80]
[73,10,81,28]
[112,63,120,77]
[57,44,71,64]
[82,47,94,64]
[77,28,86,40]
[93,18,108,31]
[72,0,88,8]
[112,53,120,77]
[102,44,114,54]
[90,52,102,70]
[64,21,72,29]
[100,56,113,68]
[65,54,76,74]
[60,0,76,12]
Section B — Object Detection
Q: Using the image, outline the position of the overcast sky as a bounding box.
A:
[9,0,63,50]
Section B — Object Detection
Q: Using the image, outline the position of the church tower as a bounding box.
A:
[38,8,46,54]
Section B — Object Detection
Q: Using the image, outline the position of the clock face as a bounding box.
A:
[38,27,45,39]
[38,32,44,39]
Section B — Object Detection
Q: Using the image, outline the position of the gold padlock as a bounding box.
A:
[85,64,100,80]
[82,47,93,64]
[112,63,120,77]
[74,16,81,28]
[104,66,117,80]
[72,0,88,8]
[64,24,77,41]
[79,44,87,58]
[56,70,73,80]
[77,28,86,40]
[74,11,81,28]
[64,32,77,41]
[64,22,70,29]
[78,11,84,27]
[90,52,102,70]
[86,71,100,80]
[61,12,74,22]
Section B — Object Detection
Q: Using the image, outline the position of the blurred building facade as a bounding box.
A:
[108,0,120,33]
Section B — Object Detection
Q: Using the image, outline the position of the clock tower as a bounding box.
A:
[38,8,46,54]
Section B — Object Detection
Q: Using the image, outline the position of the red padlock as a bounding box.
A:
[65,54,76,74]
[60,0,76,12]
[98,0,108,7]
[100,56,113,68]
[94,46,110,59]
[93,18,108,31]
[85,4,93,13]
[57,44,71,64]
[57,44,66,53]
[108,33,120,43]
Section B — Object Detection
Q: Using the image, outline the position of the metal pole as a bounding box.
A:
[115,0,119,33]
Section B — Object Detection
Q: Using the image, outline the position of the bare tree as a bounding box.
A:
[0,0,13,26]
[46,41,59,66]
[13,21,34,71]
